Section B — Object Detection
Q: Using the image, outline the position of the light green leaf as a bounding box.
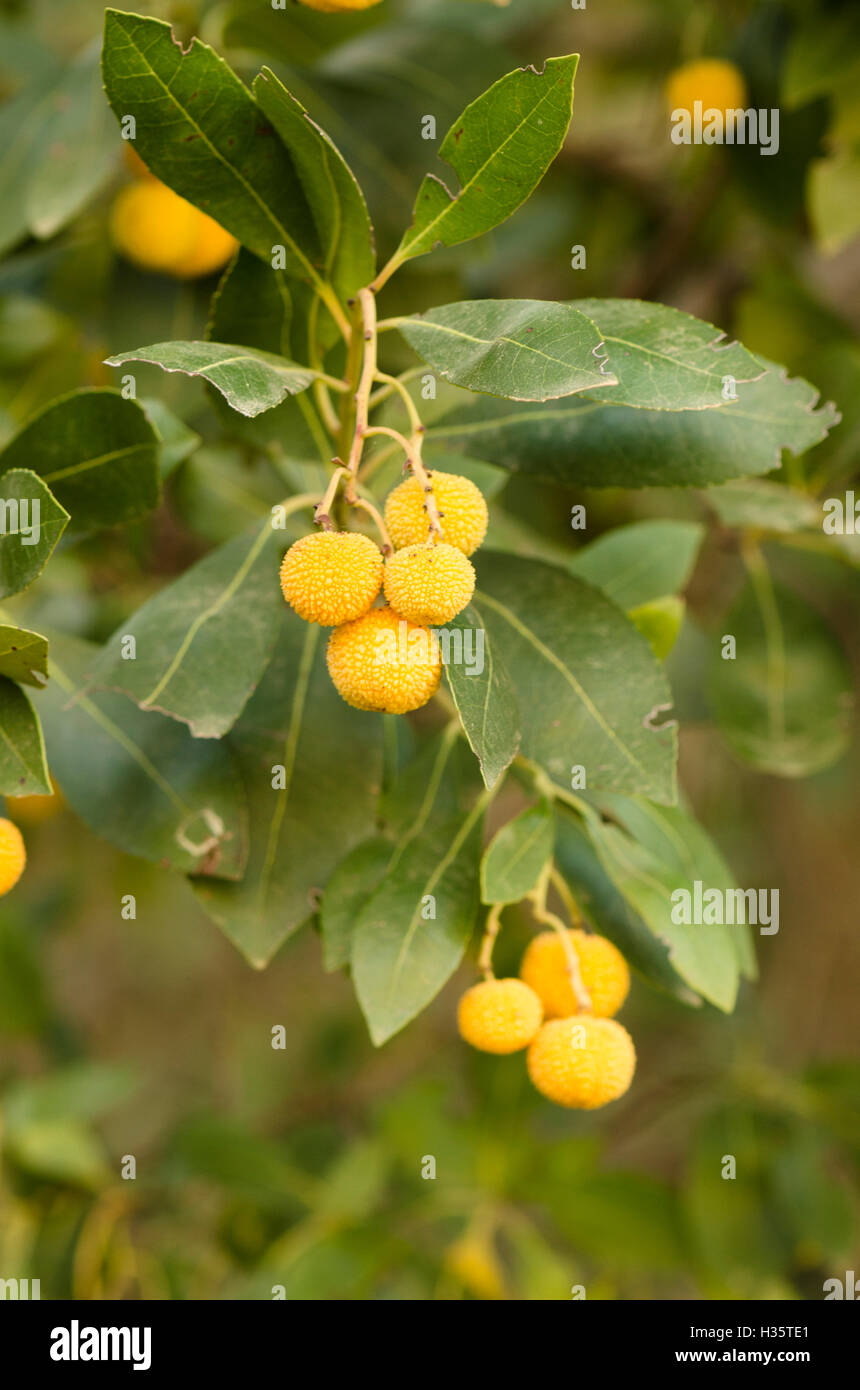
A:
[709,575,852,777]
[6,1120,109,1190]
[394,299,614,401]
[0,677,51,796]
[34,630,248,879]
[191,614,384,968]
[444,602,520,788]
[578,299,765,410]
[101,12,328,302]
[0,389,160,530]
[569,520,704,608]
[394,55,578,266]
[809,149,860,256]
[628,596,685,660]
[705,479,821,532]
[105,342,319,419]
[352,730,487,1044]
[0,469,69,598]
[0,624,48,687]
[253,66,375,301]
[426,364,839,487]
[480,800,554,904]
[87,520,286,739]
[474,552,677,803]
[320,837,393,973]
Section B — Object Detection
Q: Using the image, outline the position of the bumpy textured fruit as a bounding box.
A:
[7,777,64,826]
[326,606,441,713]
[0,818,26,898]
[110,181,238,279]
[664,58,748,117]
[384,472,488,556]
[520,929,630,1019]
[280,531,383,626]
[527,1016,636,1109]
[299,0,382,10]
[383,542,475,626]
[457,978,543,1055]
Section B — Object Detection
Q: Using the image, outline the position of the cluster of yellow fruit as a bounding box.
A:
[279,471,489,714]
[110,144,238,280]
[458,929,636,1110]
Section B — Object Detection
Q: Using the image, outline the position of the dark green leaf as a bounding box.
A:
[0,469,69,598]
[480,799,554,904]
[106,341,319,419]
[444,602,520,789]
[0,624,48,687]
[253,66,375,301]
[393,55,578,266]
[395,299,613,401]
[192,615,384,968]
[35,630,248,879]
[0,676,51,796]
[0,389,160,530]
[475,552,677,803]
[87,520,286,739]
[320,837,392,973]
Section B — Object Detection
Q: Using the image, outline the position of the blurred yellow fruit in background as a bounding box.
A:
[110,181,238,279]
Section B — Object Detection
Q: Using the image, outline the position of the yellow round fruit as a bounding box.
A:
[280,530,383,626]
[298,0,383,10]
[527,1016,636,1109]
[457,978,543,1055]
[384,472,488,556]
[110,181,238,279]
[6,777,64,826]
[520,929,630,1020]
[326,605,441,713]
[664,58,748,118]
[0,818,26,898]
[383,542,475,626]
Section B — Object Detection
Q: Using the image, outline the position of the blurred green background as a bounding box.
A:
[0,0,858,1300]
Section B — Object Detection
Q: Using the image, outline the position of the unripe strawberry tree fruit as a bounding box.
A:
[0,8,849,1125]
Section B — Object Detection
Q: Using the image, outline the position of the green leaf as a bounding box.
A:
[480,800,554,904]
[320,836,392,973]
[474,552,677,803]
[393,55,578,266]
[253,66,375,301]
[105,341,320,419]
[579,796,755,1012]
[425,364,839,487]
[808,149,860,257]
[0,677,51,796]
[87,520,286,739]
[0,469,69,598]
[628,596,685,661]
[444,602,520,789]
[207,248,292,356]
[705,479,821,532]
[191,614,383,968]
[352,730,487,1044]
[0,389,160,530]
[24,45,117,241]
[709,575,852,777]
[569,520,704,608]
[578,299,765,410]
[6,1120,109,1190]
[34,630,248,879]
[554,809,698,1003]
[394,300,614,401]
[0,624,48,687]
[101,12,327,300]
